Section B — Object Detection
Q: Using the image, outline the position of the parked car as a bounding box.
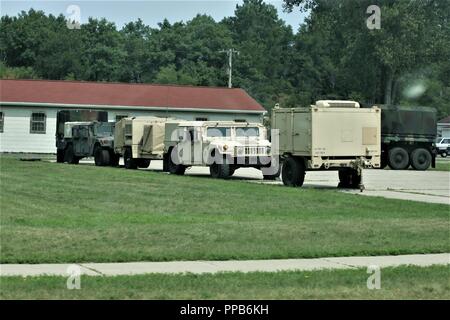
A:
[436,137,450,157]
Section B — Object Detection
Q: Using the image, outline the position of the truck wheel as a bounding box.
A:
[167,147,186,175]
[138,159,151,168]
[56,149,65,163]
[124,148,138,169]
[65,145,79,164]
[441,151,447,158]
[338,169,361,189]
[388,147,409,170]
[410,148,431,170]
[210,162,231,179]
[94,147,110,166]
[281,157,305,187]
[109,152,120,167]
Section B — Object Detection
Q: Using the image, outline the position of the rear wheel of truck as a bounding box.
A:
[167,147,186,175]
[281,157,305,187]
[56,149,65,163]
[124,147,138,169]
[94,147,110,166]
[109,152,120,167]
[410,148,431,170]
[388,147,409,170]
[138,159,151,168]
[65,145,79,164]
[338,169,361,189]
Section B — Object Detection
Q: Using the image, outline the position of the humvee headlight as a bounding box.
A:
[223,145,228,151]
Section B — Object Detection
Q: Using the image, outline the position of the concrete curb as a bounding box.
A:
[1,253,448,277]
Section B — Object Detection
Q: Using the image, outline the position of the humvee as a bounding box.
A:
[56,121,118,166]
[272,100,381,189]
[164,121,279,179]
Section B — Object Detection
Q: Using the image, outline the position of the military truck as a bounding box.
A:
[56,121,118,166]
[272,100,381,189]
[164,121,278,179]
[114,117,167,169]
[377,105,436,170]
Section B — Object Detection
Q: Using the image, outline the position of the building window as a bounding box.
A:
[30,112,46,134]
[195,117,208,121]
[116,114,128,122]
[0,112,3,133]
[234,119,247,123]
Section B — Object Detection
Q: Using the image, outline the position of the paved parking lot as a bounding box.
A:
[74,159,450,205]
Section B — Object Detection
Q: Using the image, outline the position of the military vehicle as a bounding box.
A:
[56,121,118,166]
[377,105,437,170]
[114,117,168,169]
[164,121,277,179]
[272,100,381,189]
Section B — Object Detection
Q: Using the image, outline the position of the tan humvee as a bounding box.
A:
[163,121,278,179]
[272,100,381,190]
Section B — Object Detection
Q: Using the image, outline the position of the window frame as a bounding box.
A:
[0,112,4,133]
[30,112,47,134]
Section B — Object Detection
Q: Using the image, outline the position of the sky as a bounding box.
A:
[0,0,309,32]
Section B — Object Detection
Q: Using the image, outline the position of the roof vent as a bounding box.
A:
[315,100,360,108]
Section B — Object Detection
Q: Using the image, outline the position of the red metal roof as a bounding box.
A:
[0,79,265,112]
[438,115,450,124]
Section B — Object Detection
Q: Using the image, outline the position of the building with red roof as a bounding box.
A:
[0,79,266,153]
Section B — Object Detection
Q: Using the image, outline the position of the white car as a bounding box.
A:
[436,137,450,157]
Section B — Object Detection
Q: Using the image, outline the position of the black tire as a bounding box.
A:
[138,159,151,168]
[56,149,65,163]
[94,147,110,166]
[109,152,120,167]
[281,156,305,187]
[441,151,448,158]
[229,167,236,176]
[338,169,361,189]
[388,147,409,170]
[210,162,231,179]
[124,147,138,169]
[64,145,79,164]
[410,148,432,170]
[167,147,186,175]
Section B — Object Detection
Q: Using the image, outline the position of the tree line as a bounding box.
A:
[1,0,449,118]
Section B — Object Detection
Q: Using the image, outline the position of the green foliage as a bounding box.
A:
[0,1,448,115]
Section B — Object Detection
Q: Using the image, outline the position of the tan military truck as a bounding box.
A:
[163,121,278,179]
[272,100,381,189]
[114,117,168,169]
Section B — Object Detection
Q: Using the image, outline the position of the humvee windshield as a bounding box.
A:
[206,127,231,137]
[236,127,259,137]
[95,123,114,136]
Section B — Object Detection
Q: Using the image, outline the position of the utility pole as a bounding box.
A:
[220,48,239,88]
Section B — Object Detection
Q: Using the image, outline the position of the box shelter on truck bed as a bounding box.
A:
[272,100,381,189]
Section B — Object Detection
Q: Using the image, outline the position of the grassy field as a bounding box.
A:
[0,156,449,263]
[433,160,450,171]
[1,265,448,299]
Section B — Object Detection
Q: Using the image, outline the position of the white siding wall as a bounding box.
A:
[0,107,57,153]
[107,110,262,123]
[0,106,263,154]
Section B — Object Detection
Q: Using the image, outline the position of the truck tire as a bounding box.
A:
[94,147,110,166]
[281,157,305,187]
[56,149,65,163]
[388,147,409,170]
[167,147,186,175]
[65,145,79,164]
[138,159,151,168]
[441,151,447,158]
[109,152,120,167]
[210,162,231,179]
[410,148,431,170]
[124,147,138,169]
[338,169,361,189]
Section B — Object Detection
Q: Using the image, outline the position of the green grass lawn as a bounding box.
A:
[432,161,450,171]
[0,156,449,263]
[1,266,448,299]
